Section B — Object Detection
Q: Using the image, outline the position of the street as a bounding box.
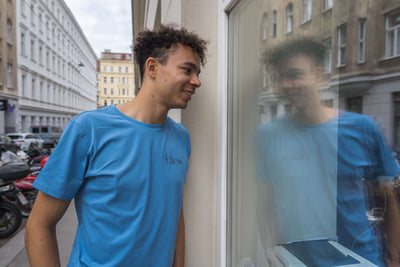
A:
[0,201,77,266]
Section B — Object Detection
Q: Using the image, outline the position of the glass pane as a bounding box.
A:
[228,1,400,267]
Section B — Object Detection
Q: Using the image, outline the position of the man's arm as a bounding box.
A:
[25,191,71,267]
[173,203,185,267]
[381,181,400,266]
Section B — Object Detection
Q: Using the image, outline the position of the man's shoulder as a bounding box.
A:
[73,106,114,125]
[339,111,376,128]
[166,117,189,135]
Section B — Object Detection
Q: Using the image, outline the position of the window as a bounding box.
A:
[0,59,2,85]
[7,19,12,44]
[273,10,277,37]
[119,67,122,73]
[385,9,400,58]
[32,78,36,99]
[338,24,347,66]
[22,75,26,96]
[261,13,268,40]
[262,63,268,88]
[103,66,107,72]
[111,100,114,105]
[104,77,107,83]
[286,3,293,33]
[7,63,13,87]
[39,45,43,65]
[125,67,129,73]
[347,96,363,114]
[122,89,126,95]
[324,0,333,10]
[303,0,312,22]
[122,77,125,84]
[104,100,107,106]
[111,88,114,95]
[31,38,35,61]
[110,66,113,72]
[30,4,35,25]
[104,88,107,94]
[21,32,26,57]
[358,19,366,63]
[111,77,114,83]
[323,38,332,73]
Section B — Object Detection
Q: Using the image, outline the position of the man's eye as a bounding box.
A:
[183,68,191,74]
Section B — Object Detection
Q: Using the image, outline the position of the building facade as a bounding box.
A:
[0,0,19,134]
[97,50,135,108]
[16,0,97,133]
[132,0,400,266]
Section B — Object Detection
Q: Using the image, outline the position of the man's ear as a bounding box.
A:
[145,57,158,79]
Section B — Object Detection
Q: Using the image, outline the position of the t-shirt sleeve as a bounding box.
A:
[33,118,91,200]
[368,118,400,183]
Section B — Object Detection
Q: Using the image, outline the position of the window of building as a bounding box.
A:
[104,88,107,94]
[103,66,107,72]
[338,24,347,66]
[7,19,12,44]
[122,77,126,84]
[303,0,312,22]
[323,37,332,73]
[273,10,277,37]
[32,78,36,99]
[0,59,2,85]
[30,4,35,25]
[286,3,293,33]
[110,66,114,72]
[347,96,363,114]
[111,88,114,95]
[358,19,366,63]
[21,32,26,57]
[385,9,400,58]
[125,67,129,73]
[122,89,126,95]
[262,63,268,88]
[324,0,333,10]
[111,77,114,83]
[30,38,35,61]
[119,67,122,73]
[104,77,107,83]
[39,45,43,65]
[21,74,26,96]
[262,13,268,40]
[111,100,114,105]
[7,63,13,88]
[104,99,107,106]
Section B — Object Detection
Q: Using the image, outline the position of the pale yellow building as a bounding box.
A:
[97,50,135,108]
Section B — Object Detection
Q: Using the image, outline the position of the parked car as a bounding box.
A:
[30,125,62,147]
[6,133,44,151]
[0,135,20,154]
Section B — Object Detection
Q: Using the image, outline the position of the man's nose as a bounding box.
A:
[191,74,201,88]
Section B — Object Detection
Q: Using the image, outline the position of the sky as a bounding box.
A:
[64,0,133,57]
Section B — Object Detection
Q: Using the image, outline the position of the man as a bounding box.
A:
[25,25,208,267]
[255,38,400,266]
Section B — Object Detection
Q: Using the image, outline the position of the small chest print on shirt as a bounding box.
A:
[164,153,182,165]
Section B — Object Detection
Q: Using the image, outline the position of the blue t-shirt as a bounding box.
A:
[33,105,191,267]
[255,111,399,266]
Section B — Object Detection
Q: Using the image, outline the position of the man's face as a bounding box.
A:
[155,44,201,109]
[276,54,322,110]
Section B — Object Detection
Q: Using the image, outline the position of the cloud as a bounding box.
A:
[64,0,132,57]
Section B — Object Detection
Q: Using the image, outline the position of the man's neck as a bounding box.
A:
[292,104,336,125]
[116,85,169,125]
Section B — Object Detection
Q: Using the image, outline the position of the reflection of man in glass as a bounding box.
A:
[255,38,400,266]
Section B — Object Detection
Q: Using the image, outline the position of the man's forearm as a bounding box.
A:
[25,223,61,267]
[383,182,400,265]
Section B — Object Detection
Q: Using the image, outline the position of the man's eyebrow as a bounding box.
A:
[183,62,201,74]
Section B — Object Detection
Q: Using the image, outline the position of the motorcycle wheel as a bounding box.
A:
[0,202,22,238]
[19,190,37,217]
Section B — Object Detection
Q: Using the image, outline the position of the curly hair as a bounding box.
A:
[134,24,208,81]
[267,37,327,68]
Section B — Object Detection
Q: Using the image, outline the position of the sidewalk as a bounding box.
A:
[0,201,77,267]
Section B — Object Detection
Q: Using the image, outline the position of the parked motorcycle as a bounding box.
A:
[0,152,33,217]
[0,152,31,237]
